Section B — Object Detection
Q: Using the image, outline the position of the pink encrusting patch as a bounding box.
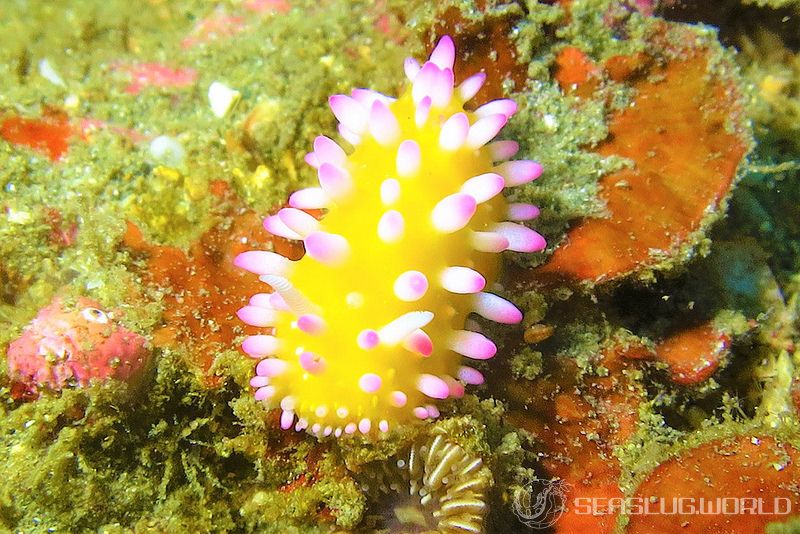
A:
[112,62,198,95]
[6,296,150,399]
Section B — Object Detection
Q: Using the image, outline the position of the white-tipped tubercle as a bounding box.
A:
[495,160,543,186]
[297,313,326,335]
[329,94,368,133]
[359,373,382,393]
[234,250,292,276]
[378,210,405,243]
[475,98,518,119]
[404,57,421,81]
[381,178,401,205]
[487,140,519,162]
[439,112,470,151]
[393,270,428,302]
[470,231,510,253]
[458,366,485,385]
[441,266,486,294]
[256,358,288,378]
[415,96,431,128]
[460,173,505,203]
[263,215,302,240]
[429,35,456,70]
[466,114,508,149]
[417,374,450,399]
[492,222,546,253]
[237,305,277,327]
[278,208,319,238]
[305,231,350,265]
[242,335,279,357]
[507,203,541,221]
[318,162,353,200]
[289,187,328,209]
[379,311,434,345]
[458,72,486,101]
[368,100,400,145]
[473,292,523,324]
[299,351,326,374]
[403,329,433,356]
[396,140,421,177]
[431,193,476,233]
[449,330,497,360]
[313,135,347,166]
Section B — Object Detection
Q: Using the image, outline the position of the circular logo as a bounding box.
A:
[512,476,571,529]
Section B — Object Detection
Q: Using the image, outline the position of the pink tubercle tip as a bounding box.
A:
[404,57,421,81]
[378,210,405,243]
[487,140,520,162]
[345,422,357,434]
[234,250,291,276]
[393,270,429,302]
[242,335,279,357]
[475,98,518,119]
[299,351,326,374]
[417,374,450,399]
[297,313,326,335]
[495,160,543,186]
[280,410,295,430]
[250,375,269,388]
[470,231,510,253]
[458,366,485,385]
[441,266,486,294]
[461,173,505,203]
[359,418,371,434]
[368,100,400,145]
[390,390,408,407]
[493,222,547,253]
[289,187,328,210]
[379,420,389,433]
[313,135,347,166]
[466,114,508,149]
[446,376,466,398]
[439,112,470,151]
[429,35,456,70]
[430,68,454,107]
[278,207,319,238]
[449,330,497,360]
[474,292,523,324]
[396,140,421,177]
[413,407,430,419]
[402,329,433,356]
[458,72,486,101]
[412,62,439,104]
[359,373,382,393]
[254,385,276,401]
[318,162,353,200]
[256,358,288,378]
[263,215,301,240]
[268,292,290,311]
[237,305,277,327]
[249,293,273,308]
[305,231,350,265]
[329,94,367,133]
[357,329,380,350]
[380,178,401,205]
[507,203,541,221]
[426,404,441,419]
[415,96,432,128]
[379,311,434,345]
[431,193,476,233]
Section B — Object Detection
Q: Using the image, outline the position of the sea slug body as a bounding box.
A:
[236,36,545,437]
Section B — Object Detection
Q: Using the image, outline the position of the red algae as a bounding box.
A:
[0,108,73,161]
[538,27,749,284]
[628,436,800,533]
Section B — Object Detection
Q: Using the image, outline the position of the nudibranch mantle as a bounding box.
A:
[236,36,544,437]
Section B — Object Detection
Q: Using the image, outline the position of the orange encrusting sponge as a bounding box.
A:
[235,36,545,437]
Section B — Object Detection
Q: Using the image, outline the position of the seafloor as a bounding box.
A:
[0,0,799,533]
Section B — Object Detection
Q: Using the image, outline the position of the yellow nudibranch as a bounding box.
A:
[235,36,544,437]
